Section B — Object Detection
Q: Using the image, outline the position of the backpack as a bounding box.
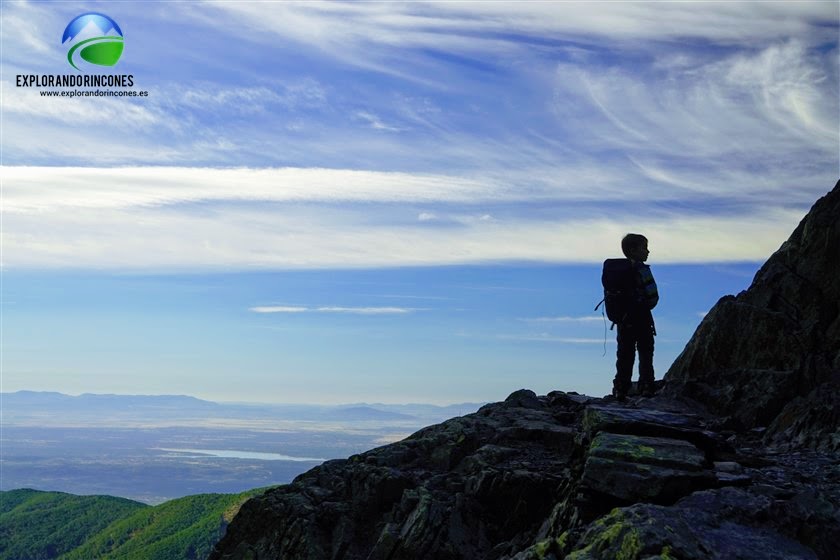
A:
[596,258,636,327]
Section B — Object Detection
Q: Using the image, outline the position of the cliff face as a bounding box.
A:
[664,180,840,451]
[211,182,840,560]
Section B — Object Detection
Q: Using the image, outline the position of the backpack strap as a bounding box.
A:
[594,297,617,330]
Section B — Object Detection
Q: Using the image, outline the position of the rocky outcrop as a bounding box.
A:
[211,182,839,559]
[664,180,840,451]
[211,390,582,560]
[211,389,838,559]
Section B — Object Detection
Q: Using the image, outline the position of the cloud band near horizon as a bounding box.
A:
[1,163,819,270]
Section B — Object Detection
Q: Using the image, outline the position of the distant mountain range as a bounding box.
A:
[2,391,484,426]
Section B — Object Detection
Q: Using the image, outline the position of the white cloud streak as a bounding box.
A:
[249,306,416,315]
[250,306,308,313]
[4,161,833,215]
[1,83,166,129]
[2,164,821,271]
[316,307,414,315]
[200,2,838,71]
[521,316,604,323]
[2,183,808,269]
[354,111,404,132]
[553,40,837,160]
[1,166,511,212]
[497,334,606,344]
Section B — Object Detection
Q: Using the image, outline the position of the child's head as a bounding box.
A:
[622,233,649,262]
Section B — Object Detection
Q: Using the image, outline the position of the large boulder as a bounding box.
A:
[664,181,840,450]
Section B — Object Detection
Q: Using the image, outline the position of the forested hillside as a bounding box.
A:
[0,488,267,560]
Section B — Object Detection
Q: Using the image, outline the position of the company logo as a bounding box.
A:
[62,12,124,71]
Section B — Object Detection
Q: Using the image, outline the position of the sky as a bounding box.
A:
[1,1,838,404]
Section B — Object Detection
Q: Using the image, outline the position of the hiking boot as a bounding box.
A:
[639,382,655,398]
[613,379,629,402]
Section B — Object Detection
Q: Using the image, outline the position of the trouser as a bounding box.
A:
[613,321,655,393]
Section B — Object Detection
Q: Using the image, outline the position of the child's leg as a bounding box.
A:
[614,323,635,396]
[637,325,655,391]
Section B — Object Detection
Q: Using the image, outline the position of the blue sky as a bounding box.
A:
[1,1,838,403]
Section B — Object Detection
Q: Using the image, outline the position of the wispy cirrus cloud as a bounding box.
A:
[2,182,808,269]
[520,316,604,323]
[317,307,416,315]
[249,306,309,314]
[1,166,509,212]
[1,83,166,129]
[0,2,65,66]
[5,3,833,177]
[198,2,838,76]
[354,111,404,132]
[4,162,834,216]
[553,41,837,160]
[2,2,836,272]
[172,79,329,117]
[250,306,417,315]
[496,334,606,344]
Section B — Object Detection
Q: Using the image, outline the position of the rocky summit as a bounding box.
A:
[211,182,839,560]
[664,180,840,451]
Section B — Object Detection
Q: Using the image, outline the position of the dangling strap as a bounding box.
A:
[595,299,613,356]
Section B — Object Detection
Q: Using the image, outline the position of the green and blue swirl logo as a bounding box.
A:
[62,13,124,71]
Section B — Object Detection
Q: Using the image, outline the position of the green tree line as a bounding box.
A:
[0,488,268,560]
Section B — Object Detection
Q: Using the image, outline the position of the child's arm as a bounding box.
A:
[638,265,659,309]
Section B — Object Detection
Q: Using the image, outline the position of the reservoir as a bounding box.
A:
[157,447,325,462]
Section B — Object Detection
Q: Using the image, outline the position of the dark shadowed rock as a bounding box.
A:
[515,451,839,560]
[579,433,714,508]
[663,181,840,450]
[212,389,838,559]
[764,382,840,451]
[211,391,580,560]
[562,488,822,560]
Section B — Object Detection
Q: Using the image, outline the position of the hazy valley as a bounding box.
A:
[1,392,482,504]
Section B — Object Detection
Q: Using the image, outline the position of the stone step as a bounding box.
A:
[582,404,724,454]
[576,432,717,516]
